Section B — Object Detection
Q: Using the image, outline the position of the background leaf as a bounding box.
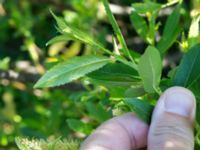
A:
[138,46,162,93]
[188,15,200,48]
[85,102,112,123]
[46,34,73,46]
[67,119,92,135]
[130,11,148,41]
[173,44,200,87]
[157,5,181,54]
[35,55,110,88]
[132,2,161,14]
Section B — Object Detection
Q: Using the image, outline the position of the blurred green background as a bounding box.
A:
[0,0,199,149]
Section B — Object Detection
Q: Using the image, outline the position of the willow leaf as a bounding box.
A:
[173,44,200,87]
[46,34,73,46]
[102,0,133,62]
[51,10,111,54]
[34,55,110,88]
[130,11,148,41]
[88,63,139,87]
[125,98,154,124]
[157,5,181,54]
[138,46,162,93]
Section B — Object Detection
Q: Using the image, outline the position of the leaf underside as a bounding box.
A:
[138,46,162,93]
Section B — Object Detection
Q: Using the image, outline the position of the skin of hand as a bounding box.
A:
[80,87,196,150]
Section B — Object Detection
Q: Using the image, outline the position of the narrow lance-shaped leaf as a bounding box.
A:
[102,0,134,63]
[46,34,73,46]
[50,10,138,70]
[34,55,111,88]
[125,98,154,124]
[173,44,200,87]
[50,10,111,55]
[50,10,68,31]
[88,63,139,87]
[157,5,181,54]
[138,46,162,93]
[130,11,148,42]
[132,2,161,14]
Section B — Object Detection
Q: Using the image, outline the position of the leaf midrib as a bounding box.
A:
[184,50,200,87]
[40,58,109,84]
[185,49,200,87]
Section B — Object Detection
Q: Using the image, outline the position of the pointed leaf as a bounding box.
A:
[132,2,161,14]
[138,46,162,93]
[88,63,139,87]
[157,5,181,54]
[173,44,200,87]
[130,11,148,41]
[125,98,154,124]
[102,0,133,62]
[50,10,68,31]
[34,55,110,88]
[51,11,111,54]
[46,34,73,46]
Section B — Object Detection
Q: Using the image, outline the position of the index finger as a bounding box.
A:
[80,113,149,150]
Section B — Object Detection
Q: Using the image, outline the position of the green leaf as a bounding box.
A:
[138,46,162,93]
[51,10,111,55]
[50,10,68,31]
[0,57,10,70]
[107,87,127,99]
[173,44,200,87]
[85,102,112,123]
[67,119,92,135]
[88,63,139,87]
[125,98,154,124]
[125,86,145,98]
[130,11,148,41]
[132,2,161,14]
[157,5,181,54]
[34,55,110,88]
[197,102,200,124]
[102,0,134,62]
[46,34,73,46]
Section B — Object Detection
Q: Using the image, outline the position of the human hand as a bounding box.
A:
[80,87,196,150]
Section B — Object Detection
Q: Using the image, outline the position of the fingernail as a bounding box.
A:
[164,90,195,117]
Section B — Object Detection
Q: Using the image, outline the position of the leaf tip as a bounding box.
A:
[33,82,40,89]
[33,80,44,89]
[45,41,50,46]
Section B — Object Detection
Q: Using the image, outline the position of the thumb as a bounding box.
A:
[148,87,196,150]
